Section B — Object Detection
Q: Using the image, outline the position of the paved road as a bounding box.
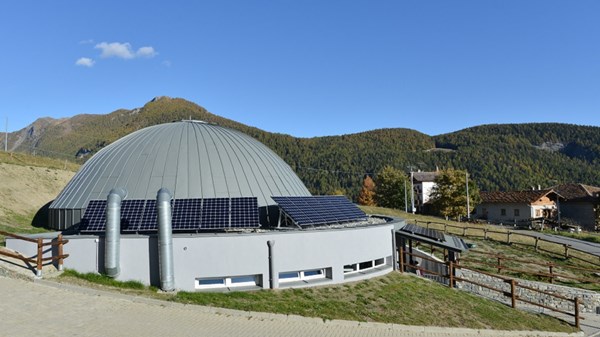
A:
[0,276,582,337]
[520,231,600,258]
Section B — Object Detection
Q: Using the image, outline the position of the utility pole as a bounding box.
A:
[466,171,470,220]
[410,170,415,214]
[404,179,408,213]
[4,117,7,152]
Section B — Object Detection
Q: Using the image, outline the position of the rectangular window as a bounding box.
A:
[195,275,260,289]
[500,208,506,216]
[279,269,326,283]
[279,271,300,281]
[514,209,520,217]
[344,264,358,274]
[196,278,225,288]
[359,261,374,270]
[374,258,385,266]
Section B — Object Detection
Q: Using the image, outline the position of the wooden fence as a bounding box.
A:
[0,230,69,277]
[398,248,582,328]
[415,220,600,267]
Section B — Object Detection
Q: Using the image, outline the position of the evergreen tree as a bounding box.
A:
[358,175,376,206]
[429,169,481,220]
[375,166,407,209]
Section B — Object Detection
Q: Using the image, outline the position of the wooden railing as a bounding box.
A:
[0,230,69,277]
[463,250,600,286]
[398,249,582,328]
[414,220,600,267]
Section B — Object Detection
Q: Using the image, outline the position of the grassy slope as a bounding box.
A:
[361,205,600,291]
[59,270,575,333]
[0,152,77,243]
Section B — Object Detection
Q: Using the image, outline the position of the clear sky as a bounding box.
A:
[1,1,599,137]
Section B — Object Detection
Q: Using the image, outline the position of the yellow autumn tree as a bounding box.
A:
[358,175,376,206]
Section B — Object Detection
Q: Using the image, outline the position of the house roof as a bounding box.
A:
[480,189,560,204]
[550,183,600,201]
[412,171,439,183]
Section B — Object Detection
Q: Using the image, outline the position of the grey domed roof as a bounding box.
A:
[49,121,310,229]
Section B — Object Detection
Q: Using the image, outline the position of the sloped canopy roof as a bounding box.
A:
[50,121,311,211]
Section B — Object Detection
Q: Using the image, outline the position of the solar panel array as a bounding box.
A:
[272,195,367,227]
[400,224,445,242]
[79,197,259,233]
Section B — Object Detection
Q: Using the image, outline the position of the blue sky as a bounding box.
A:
[1,1,599,137]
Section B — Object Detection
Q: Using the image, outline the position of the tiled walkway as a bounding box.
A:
[0,276,582,337]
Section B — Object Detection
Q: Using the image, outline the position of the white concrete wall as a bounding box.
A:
[47,223,397,291]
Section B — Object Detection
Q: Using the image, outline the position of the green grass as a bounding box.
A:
[61,270,146,290]
[58,270,576,332]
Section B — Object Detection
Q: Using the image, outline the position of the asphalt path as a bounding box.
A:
[518,230,600,258]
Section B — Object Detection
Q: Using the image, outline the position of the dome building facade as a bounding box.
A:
[25,120,401,291]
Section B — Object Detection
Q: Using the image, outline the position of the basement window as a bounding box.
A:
[195,274,260,289]
[279,269,326,283]
[345,257,388,275]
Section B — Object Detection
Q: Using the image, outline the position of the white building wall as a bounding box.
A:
[6,222,401,291]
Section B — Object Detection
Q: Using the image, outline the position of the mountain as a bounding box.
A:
[3,97,600,198]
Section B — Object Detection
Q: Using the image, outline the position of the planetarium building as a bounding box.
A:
[16,121,402,291]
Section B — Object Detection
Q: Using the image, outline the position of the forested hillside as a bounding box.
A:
[3,97,600,199]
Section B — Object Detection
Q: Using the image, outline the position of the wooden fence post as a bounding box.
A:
[444,224,447,233]
[534,237,539,252]
[574,297,580,329]
[507,232,511,244]
[36,238,43,278]
[497,256,502,274]
[57,234,64,271]
[462,227,467,236]
[448,261,454,288]
[549,264,554,284]
[510,279,517,308]
[484,228,488,240]
[399,244,405,273]
[564,244,569,258]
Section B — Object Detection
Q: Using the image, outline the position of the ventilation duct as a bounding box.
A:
[104,188,127,278]
[157,188,175,291]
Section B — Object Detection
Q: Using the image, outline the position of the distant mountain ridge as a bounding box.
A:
[3,97,600,198]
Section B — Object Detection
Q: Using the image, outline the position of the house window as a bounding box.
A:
[514,209,520,217]
[501,209,506,216]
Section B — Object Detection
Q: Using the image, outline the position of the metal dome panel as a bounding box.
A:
[49,121,310,229]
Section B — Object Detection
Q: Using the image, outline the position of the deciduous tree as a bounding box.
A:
[358,175,376,206]
[429,169,481,220]
[375,166,407,209]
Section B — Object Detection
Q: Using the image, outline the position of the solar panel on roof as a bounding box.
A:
[80,196,259,233]
[230,197,259,228]
[200,198,230,229]
[172,198,202,231]
[401,224,445,242]
[272,196,367,227]
[138,199,158,231]
[80,199,107,232]
[120,199,146,231]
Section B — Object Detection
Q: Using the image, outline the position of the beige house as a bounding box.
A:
[475,189,561,224]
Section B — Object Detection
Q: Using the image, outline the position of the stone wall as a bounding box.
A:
[457,269,600,313]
